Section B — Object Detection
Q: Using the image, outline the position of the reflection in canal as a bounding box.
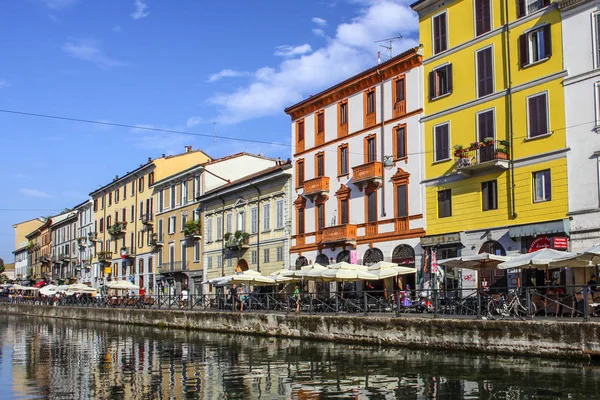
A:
[1,314,600,399]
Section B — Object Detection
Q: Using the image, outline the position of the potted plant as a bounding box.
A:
[483,137,494,146]
[453,144,466,158]
[183,219,202,237]
[470,141,480,150]
[495,147,509,160]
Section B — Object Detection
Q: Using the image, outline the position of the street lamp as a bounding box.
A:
[383,155,394,170]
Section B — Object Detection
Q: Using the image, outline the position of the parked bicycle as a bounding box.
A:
[486,290,536,320]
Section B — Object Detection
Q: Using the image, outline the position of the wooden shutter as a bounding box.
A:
[538,95,548,135]
[429,71,436,100]
[396,127,406,158]
[529,96,541,137]
[482,182,490,211]
[519,34,529,67]
[439,13,447,52]
[543,24,552,58]
[517,0,526,17]
[446,64,453,93]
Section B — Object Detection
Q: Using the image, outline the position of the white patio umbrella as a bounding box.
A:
[105,280,140,290]
[269,269,298,283]
[293,263,327,278]
[327,261,368,271]
[39,284,57,296]
[321,268,376,282]
[437,253,512,270]
[226,270,276,286]
[498,249,576,270]
[549,245,600,268]
[365,262,417,280]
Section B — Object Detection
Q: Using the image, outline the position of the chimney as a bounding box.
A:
[185,145,192,153]
[148,157,152,163]
[162,154,166,158]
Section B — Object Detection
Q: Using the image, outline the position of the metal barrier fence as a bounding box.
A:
[1,285,599,322]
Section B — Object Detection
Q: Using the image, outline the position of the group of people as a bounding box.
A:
[227,284,302,313]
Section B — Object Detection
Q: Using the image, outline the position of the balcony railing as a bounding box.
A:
[526,0,545,14]
[97,251,113,263]
[158,261,189,273]
[320,224,357,245]
[225,235,250,250]
[141,213,154,226]
[303,176,330,199]
[88,232,98,242]
[119,247,135,258]
[365,222,378,237]
[108,222,127,237]
[150,233,164,247]
[395,217,409,233]
[393,100,406,118]
[365,112,376,128]
[454,144,509,176]
[352,161,383,188]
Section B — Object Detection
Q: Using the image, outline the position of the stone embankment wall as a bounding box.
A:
[3,303,600,359]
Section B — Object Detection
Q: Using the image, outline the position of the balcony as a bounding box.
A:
[526,0,546,14]
[320,224,357,247]
[97,251,113,263]
[150,233,164,247]
[393,100,406,118]
[59,253,73,262]
[365,112,376,128]
[352,161,383,189]
[107,222,127,237]
[141,213,154,227]
[88,232,98,242]
[365,222,378,237]
[183,220,202,239]
[394,217,409,233]
[453,142,509,177]
[119,246,135,258]
[225,232,250,250]
[51,254,59,264]
[303,176,330,201]
[158,261,189,273]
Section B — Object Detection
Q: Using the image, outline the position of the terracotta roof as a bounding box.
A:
[201,162,292,197]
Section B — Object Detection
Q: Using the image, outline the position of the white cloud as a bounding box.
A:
[20,188,52,198]
[62,38,125,69]
[42,0,77,9]
[206,69,251,83]
[312,28,326,37]
[112,25,122,33]
[0,80,9,88]
[208,0,419,124]
[186,116,205,127]
[312,17,327,26]
[131,0,149,20]
[274,44,313,57]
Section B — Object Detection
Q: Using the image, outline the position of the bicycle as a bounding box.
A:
[486,290,536,320]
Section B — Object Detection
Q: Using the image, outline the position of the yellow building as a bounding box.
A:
[25,218,52,280]
[411,0,569,285]
[12,217,45,279]
[89,147,210,292]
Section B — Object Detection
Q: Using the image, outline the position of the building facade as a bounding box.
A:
[153,152,279,295]
[74,200,95,286]
[89,147,211,292]
[560,0,600,252]
[201,162,292,291]
[49,211,78,284]
[12,218,45,280]
[284,48,426,287]
[412,0,570,287]
[26,218,52,281]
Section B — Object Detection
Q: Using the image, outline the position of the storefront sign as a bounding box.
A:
[104,267,112,275]
[350,250,357,264]
[431,250,438,274]
[553,237,569,249]
[528,236,552,253]
[421,233,463,247]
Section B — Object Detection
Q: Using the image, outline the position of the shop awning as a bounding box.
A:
[508,219,569,239]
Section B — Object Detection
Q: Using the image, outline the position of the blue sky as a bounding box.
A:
[0,0,419,262]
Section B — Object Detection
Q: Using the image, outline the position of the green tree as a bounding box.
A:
[0,257,4,274]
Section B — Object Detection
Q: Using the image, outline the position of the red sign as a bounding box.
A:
[553,237,569,249]
[528,236,552,253]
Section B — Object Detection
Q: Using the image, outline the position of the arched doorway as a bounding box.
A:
[315,254,330,266]
[479,241,506,256]
[363,248,383,266]
[295,256,308,271]
[336,250,350,263]
[392,245,416,290]
[236,259,249,272]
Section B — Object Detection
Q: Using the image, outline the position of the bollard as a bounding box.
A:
[363,292,368,317]
[526,288,532,320]
[584,286,590,322]
[476,288,481,320]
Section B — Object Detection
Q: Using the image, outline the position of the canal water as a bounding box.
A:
[1,315,600,399]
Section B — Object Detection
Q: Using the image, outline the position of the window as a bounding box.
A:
[251,207,258,234]
[139,202,144,219]
[123,184,127,200]
[181,214,187,231]
[138,176,144,193]
[367,190,377,222]
[130,232,134,251]
[169,216,176,234]
[316,110,325,145]
[148,172,154,186]
[297,159,305,187]
[131,181,135,197]
[207,256,212,269]
[181,181,188,206]
[276,247,284,262]
[317,203,325,230]
[158,189,164,213]
[251,251,257,264]
[438,189,452,218]
[122,207,126,223]
[216,255,222,269]
[170,185,176,208]
[194,240,200,261]
[216,216,223,240]
[316,153,325,177]
[366,135,376,163]
[396,184,408,217]
[227,255,232,267]
[394,125,407,159]
[206,218,213,241]
[366,91,375,114]
[434,123,450,162]
[340,199,349,224]
[115,189,119,203]
[263,204,271,231]
[477,109,496,162]
[595,13,600,68]
[99,218,104,232]
[115,210,119,222]
[107,192,112,207]
[394,77,406,105]
[527,93,549,138]
[429,64,453,100]
[237,211,246,232]
[519,25,551,67]
[517,0,550,18]
[338,144,349,176]
[226,213,233,233]
[101,196,105,209]
[93,199,98,212]
[276,201,284,229]
[106,215,112,228]
[181,242,187,270]
[158,219,163,237]
[533,170,551,202]
[339,101,348,125]
[433,11,448,54]
[477,47,494,97]
[263,249,270,263]
[482,180,498,211]
[296,119,305,152]
[475,0,491,36]
[130,205,135,222]
[298,208,305,235]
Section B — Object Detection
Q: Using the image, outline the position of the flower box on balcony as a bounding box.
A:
[224,231,250,250]
[183,220,202,239]
[107,222,127,237]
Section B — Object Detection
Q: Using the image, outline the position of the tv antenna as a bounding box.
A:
[375,35,403,62]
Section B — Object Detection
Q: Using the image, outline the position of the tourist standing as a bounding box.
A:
[294,285,301,314]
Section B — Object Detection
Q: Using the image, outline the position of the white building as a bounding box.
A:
[49,211,78,283]
[74,200,95,286]
[13,247,28,280]
[284,47,426,289]
[560,0,600,251]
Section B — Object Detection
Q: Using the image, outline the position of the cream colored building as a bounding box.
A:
[153,152,282,295]
[12,217,45,279]
[200,161,292,290]
[89,147,211,292]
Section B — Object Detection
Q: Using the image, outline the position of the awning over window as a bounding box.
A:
[508,219,569,239]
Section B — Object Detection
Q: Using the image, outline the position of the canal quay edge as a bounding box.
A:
[3,303,600,360]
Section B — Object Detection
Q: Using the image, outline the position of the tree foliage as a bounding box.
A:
[0,257,4,274]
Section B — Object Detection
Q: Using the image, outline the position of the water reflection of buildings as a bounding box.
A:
[1,316,600,399]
